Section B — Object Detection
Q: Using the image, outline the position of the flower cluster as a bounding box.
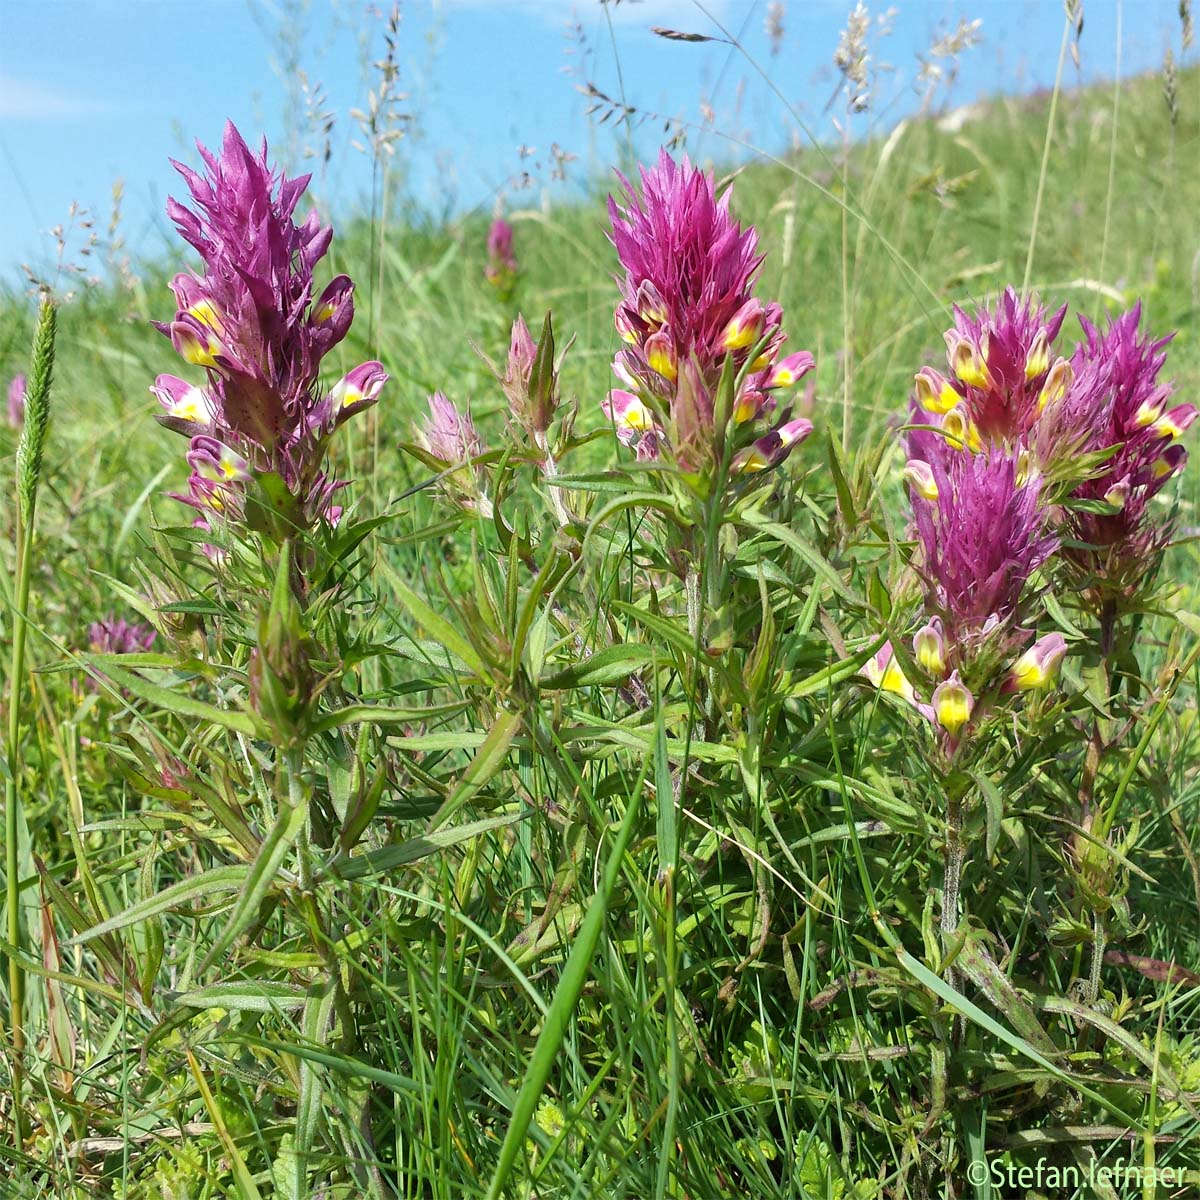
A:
[869,289,1192,748]
[908,288,1069,451]
[485,217,518,293]
[85,614,157,693]
[867,449,1062,747]
[88,615,157,656]
[907,291,1193,608]
[152,122,387,540]
[602,149,814,477]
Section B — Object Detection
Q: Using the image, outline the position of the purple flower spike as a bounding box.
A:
[605,148,815,475]
[153,121,387,532]
[7,373,26,428]
[912,450,1057,636]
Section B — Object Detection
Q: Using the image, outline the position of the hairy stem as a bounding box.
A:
[1087,911,1107,1008]
[940,791,966,978]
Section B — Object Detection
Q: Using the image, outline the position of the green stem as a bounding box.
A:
[5,510,35,1148]
[1087,910,1107,1008]
[940,791,966,982]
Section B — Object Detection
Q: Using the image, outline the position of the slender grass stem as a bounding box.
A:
[1022,14,1072,290]
[4,513,34,1148]
[5,297,55,1149]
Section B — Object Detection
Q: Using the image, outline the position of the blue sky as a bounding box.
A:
[0,0,1189,286]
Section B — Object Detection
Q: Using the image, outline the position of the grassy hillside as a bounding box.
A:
[1,57,1199,1199]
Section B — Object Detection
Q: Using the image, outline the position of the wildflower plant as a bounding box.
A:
[871,287,1196,1078]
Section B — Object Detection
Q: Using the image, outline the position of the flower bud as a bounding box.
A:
[1024,329,1050,381]
[914,367,961,415]
[645,330,678,382]
[766,351,815,390]
[1006,632,1068,692]
[720,298,765,352]
[1151,403,1197,441]
[636,280,668,326]
[903,459,938,501]
[248,545,315,750]
[913,617,946,676]
[860,642,917,705]
[932,671,973,737]
[1037,358,1073,412]
[329,360,388,421]
[949,335,991,390]
[152,374,215,434]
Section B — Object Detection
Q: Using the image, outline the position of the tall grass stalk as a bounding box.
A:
[1022,10,1073,290]
[5,297,55,1147]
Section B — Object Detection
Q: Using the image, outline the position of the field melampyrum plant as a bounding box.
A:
[4,48,1200,1200]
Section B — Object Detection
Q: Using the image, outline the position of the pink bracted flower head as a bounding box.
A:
[605,148,814,474]
[88,615,156,656]
[416,393,493,517]
[912,449,1058,639]
[153,122,388,532]
[938,288,1069,446]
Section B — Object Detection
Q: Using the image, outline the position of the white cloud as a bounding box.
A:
[0,74,119,120]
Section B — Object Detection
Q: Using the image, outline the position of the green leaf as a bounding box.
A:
[376,556,491,680]
[484,764,646,1200]
[66,865,251,945]
[538,644,655,689]
[786,636,884,699]
[292,979,338,1200]
[172,981,309,1012]
[309,700,469,735]
[331,812,527,881]
[188,1050,266,1200]
[611,602,699,660]
[199,798,308,972]
[895,948,1140,1127]
[85,658,258,735]
[427,709,522,831]
[739,509,859,604]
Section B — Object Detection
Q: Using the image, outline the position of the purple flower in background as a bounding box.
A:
[7,373,26,428]
[605,149,814,473]
[152,121,387,535]
[86,614,157,692]
[416,392,493,517]
[485,217,518,292]
[88,615,157,656]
